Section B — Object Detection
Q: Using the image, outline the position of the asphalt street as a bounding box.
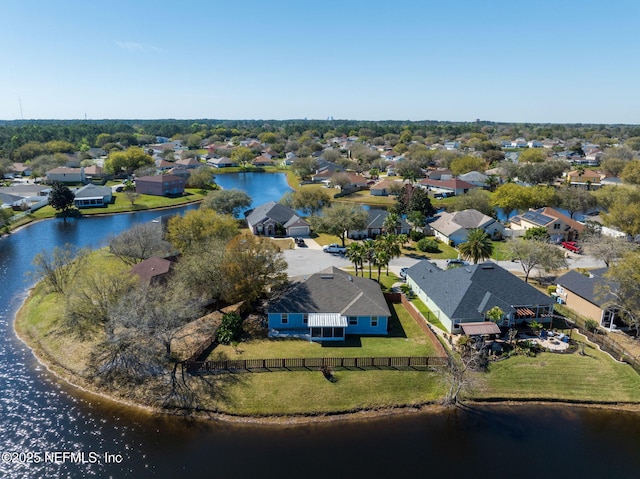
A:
[282,238,606,278]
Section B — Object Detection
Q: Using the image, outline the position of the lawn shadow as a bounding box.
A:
[387,306,408,339]
[321,337,362,348]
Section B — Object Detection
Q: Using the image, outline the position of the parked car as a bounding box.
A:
[322,243,347,254]
[294,237,306,247]
[560,241,581,253]
[446,259,469,267]
[399,267,408,280]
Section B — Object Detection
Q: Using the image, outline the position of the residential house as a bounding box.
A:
[509,207,584,242]
[130,256,175,285]
[527,140,544,148]
[349,209,411,239]
[207,156,237,168]
[369,179,403,196]
[83,165,105,180]
[418,178,478,198]
[175,157,202,169]
[430,209,505,246]
[46,167,86,184]
[444,141,460,150]
[134,174,186,196]
[267,267,391,341]
[4,163,32,178]
[253,155,274,167]
[555,268,623,331]
[336,173,368,190]
[566,169,602,189]
[245,201,310,237]
[405,261,554,334]
[425,168,453,180]
[155,159,175,171]
[73,184,113,208]
[457,171,488,188]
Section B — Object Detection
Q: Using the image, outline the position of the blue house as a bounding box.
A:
[267,267,391,341]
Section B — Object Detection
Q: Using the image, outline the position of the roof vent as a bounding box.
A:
[320,275,334,279]
[481,265,494,269]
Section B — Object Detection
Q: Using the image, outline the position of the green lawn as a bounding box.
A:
[195,369,445,415]
[474,332,640,402]
[29,189,205,220]
[401,239,459,260]
[209,302,440,361]
[410,297,447,332]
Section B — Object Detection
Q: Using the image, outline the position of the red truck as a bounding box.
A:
[561,241,582,253]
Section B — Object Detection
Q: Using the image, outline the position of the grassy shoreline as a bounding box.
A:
[14,273,640,423]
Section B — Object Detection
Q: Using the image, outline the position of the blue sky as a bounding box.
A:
[2,0,639,123]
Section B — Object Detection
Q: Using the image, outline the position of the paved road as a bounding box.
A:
[283,238,606,278]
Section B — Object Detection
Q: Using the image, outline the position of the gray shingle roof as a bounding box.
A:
[556,268,615,306]
[246,201,307,226]
[408,261,551,320]
[366,209,411,230]
[268,267,390,317]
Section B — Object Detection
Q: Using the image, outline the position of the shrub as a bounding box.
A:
[417,238,440,253]
[547,285,557,294]
[217,312,244,344]
[409,230,425,242]
[584,319,599,333]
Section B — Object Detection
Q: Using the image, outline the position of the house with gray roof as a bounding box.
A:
[430,209,504,246]
[406,260,554,334]
[349,209,411,239]
[245,201,310,237]
[458,171,488,187]
[267,267,391,341]
[73,184,113,208]
[556,268,623,331]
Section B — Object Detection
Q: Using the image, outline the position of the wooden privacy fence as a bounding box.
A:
[186,355,447,373]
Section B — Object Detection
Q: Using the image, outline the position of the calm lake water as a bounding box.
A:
[213,171,292,215]
[1,175,640,478]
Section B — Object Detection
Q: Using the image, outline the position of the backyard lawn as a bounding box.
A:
[209,302,441,361]
[474,332,640,403]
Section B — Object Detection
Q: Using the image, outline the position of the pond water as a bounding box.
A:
[213,171,292,215]
[1,180,640,478]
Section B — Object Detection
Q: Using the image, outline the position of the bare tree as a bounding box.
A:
[584,235,634,267]
[442,345,487,406]
[31,244,88,295]
[108,222,173,265]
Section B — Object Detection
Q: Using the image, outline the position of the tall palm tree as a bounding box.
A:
[458,228,494,264]
[376,234,407,274]
[345,242,366,276]
[382,212,401,235]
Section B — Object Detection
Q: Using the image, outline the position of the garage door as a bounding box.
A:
[288,226,310,236]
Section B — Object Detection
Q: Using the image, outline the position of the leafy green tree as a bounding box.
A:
[449,189,493,216]
[450,155,486,175]
[458,229,493,264]
[290,188,331,215]
[222,233,288,303]
[485,306,504,323]
[396,184,436,217]
[186,166,216,191]
[518,161,567,185]
[105,147,154,175]
[231,146,255,167]
[417,238,440,253]
[621,160,640,185]
[382,212,401,234]
[492,183,531,214]
[202,188,252,217]
[601,200,640,237]
[506,239,567,282]
[217,312,244,344]
[518,148,547,163]
[312,204,368,247]
[0,208,13,234]
[523,226,550,241]
[396,160,423,182]
[557,187,597,218]
[48,181,77,222]
[291,156,319,180]
[166,208,238,252]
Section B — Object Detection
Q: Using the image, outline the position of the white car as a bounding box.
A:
[322,243,347,254]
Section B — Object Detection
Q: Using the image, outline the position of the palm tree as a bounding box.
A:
[345,242,366,276]
[376,234,407,274]
[458,228,493,264]
[382,212,401,235]
[373,247,390,282]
